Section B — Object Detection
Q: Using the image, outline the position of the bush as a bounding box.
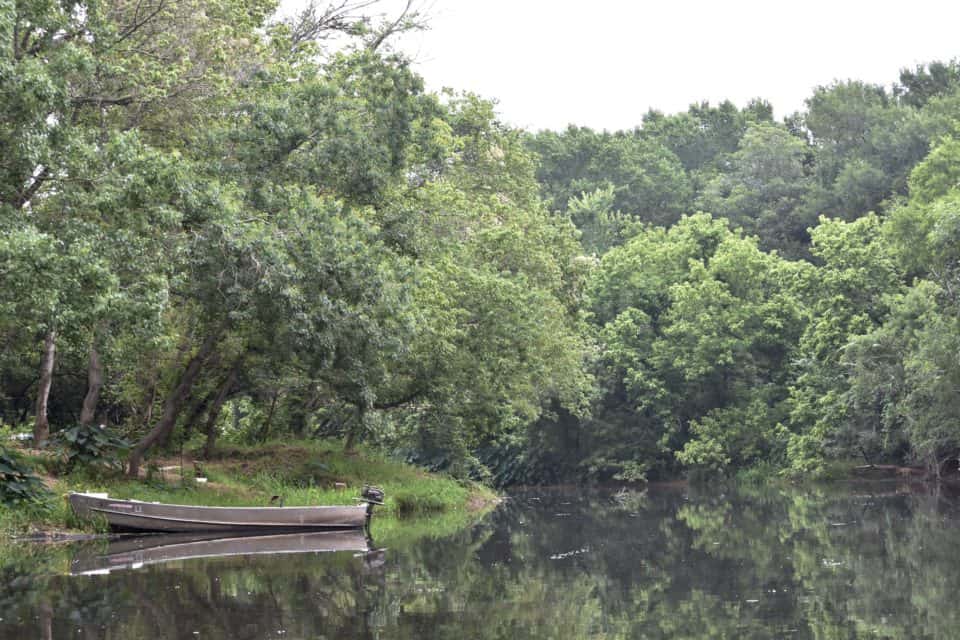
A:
[0,447,49,506]
[56,424,130,472]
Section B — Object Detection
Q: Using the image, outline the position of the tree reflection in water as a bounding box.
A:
[3,484,960,639]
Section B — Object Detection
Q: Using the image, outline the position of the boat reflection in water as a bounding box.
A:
[70,530,375,575]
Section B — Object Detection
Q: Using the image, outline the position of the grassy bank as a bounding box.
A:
[0,439,498,538]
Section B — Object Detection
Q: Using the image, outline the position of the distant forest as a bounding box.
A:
[3,1,960,483]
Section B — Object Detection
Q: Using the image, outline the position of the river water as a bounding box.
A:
[2,482,958,639]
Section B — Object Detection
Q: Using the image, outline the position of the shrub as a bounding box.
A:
[56,424,130,472]
[0,447,49,505]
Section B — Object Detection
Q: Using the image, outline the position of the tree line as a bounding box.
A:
[526,60,960,481]
[2,1,959,482]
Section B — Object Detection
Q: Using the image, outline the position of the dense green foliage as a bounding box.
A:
[0,447,47,505]
[2,1,960,485]
[0,1,588,482]
[525,61,960,481]
[55,423,129,472]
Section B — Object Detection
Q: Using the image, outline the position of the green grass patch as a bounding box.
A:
[0,494,92,537]
[0,439,497,536]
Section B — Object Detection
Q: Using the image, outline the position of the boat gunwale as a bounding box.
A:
[72,492,369,513]
[87,507,366,529]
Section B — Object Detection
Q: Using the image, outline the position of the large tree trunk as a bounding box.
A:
[33,330,57,445]
[344,404,366,453]
[176,388,215,445]
[203,367,238,458]
[290,386,320,437]
[256,390,280,442]
[142,381,157,425]
[79,342,103,426]
[127,331,221,477]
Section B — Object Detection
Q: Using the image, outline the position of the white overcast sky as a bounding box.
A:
[279,0,960,132]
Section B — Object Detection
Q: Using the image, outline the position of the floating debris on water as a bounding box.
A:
[550,547,589,560]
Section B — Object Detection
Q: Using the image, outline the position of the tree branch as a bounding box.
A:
[373,386,424,410]
[71,95,137,108]
[13,167,50,209]
[111,0,169,49]
[286,1,376,45]
[367,0,420,52]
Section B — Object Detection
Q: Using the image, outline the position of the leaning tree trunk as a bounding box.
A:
[344,403,367,453]
[79,342,103,426]
[203,367,238,458]
[33,330,57,445]
[256,390,280,443]
[179,388,217,444]
[290,387,318,437]
[127,331,220,477]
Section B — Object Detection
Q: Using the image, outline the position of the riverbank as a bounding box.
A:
[0,440,499,537]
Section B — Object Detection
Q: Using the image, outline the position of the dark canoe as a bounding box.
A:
[69,530,372,575]
[68,492,372,533]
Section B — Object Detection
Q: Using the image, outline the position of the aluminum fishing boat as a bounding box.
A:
[68,486,384,533]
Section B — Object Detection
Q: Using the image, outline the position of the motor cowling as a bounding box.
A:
[361,485,385,504]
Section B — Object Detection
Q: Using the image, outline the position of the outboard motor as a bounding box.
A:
[361,485,385,523]
[361,485,385,504]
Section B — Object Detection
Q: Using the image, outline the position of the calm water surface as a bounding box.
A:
[2,483,959,639]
